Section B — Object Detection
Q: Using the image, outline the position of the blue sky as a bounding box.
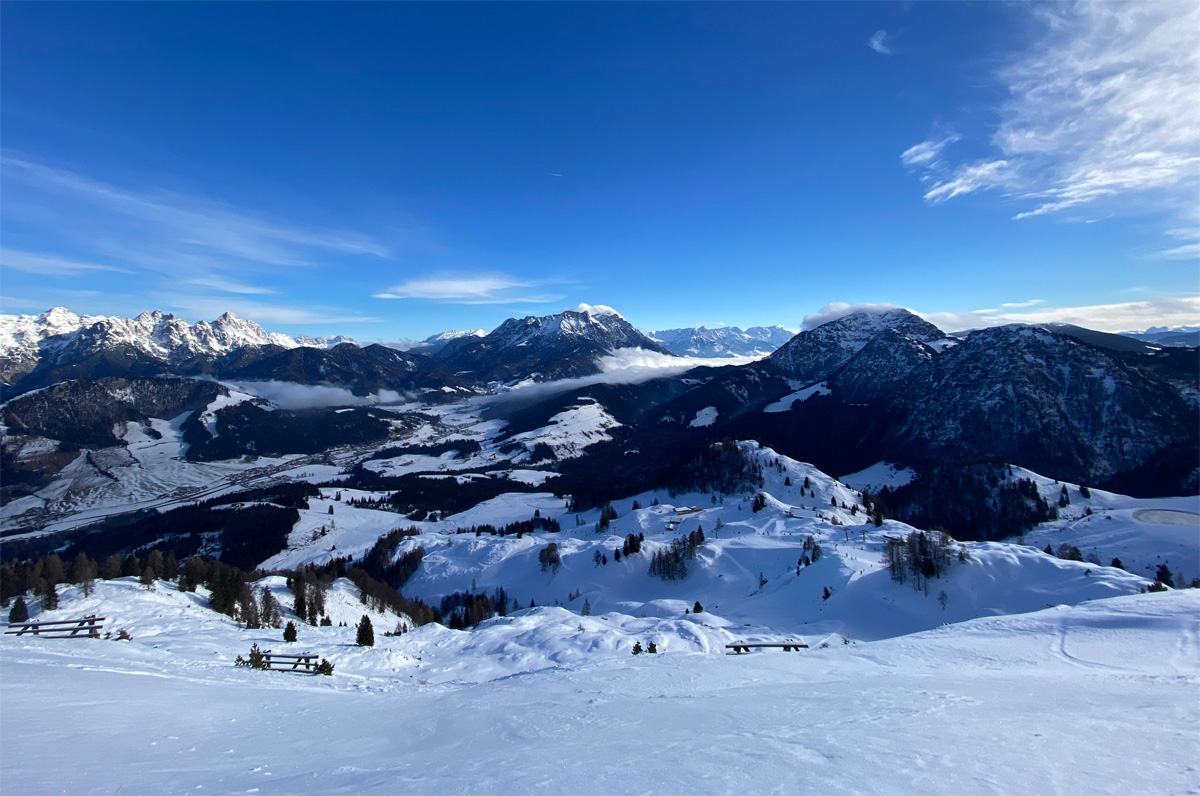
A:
[2,1,1197,339]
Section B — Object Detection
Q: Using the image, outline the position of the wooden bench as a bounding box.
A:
[726,641,808,654]
[262,650,318,673]
[4,616,105,639]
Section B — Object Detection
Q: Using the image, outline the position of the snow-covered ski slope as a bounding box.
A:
[2,578,1196,795]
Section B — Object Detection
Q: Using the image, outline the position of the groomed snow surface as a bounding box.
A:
[2,581,1196,795]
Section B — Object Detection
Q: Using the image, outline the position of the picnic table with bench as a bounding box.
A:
[726,641,809,654]
[4,616,105,639]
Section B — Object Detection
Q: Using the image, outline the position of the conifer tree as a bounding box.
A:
[356,614,375,646]
[8,596,28,623]
[284,621,298,643]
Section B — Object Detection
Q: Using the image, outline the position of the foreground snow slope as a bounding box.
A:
[3,586,1196,795]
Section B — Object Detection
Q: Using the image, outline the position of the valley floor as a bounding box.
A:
[3,590,1197,795]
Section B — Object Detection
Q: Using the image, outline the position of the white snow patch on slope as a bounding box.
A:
[764,381,831,412]
[507,401,621,460]
[839,461,916,492]
[689,406,719,427]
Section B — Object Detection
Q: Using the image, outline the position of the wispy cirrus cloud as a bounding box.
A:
[162,295,380,326]
[1,155,391,329]
[373,274,563,305]
[868,30,894,56]
[899,134,960,169]
[903,0,1200,249]
[0,248,132,277]
[1,155,389,268]
[186,277,276,295]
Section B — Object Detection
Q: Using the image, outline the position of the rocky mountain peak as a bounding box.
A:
[764,307,947,383]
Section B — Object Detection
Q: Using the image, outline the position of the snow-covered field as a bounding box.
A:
[2,578,1196,795]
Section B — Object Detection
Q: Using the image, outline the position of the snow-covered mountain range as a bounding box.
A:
[647,325,794,358]
[1123,325,1200,347]
[404,328,487,354]
[434,305,674,383]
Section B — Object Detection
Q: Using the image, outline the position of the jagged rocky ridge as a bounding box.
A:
[0,308,470,399]
[435,307,673,383]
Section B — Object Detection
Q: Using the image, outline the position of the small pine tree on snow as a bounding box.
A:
[1156,564,1175,589]
[593,550,602,567]
[139,567,156,591]
[284,621,298,643]
[631,641,643,655]
[938,589,949,610]
[41,583,58,611]
[693,601,703,614]
[1043,544,1054,555]
[803,476,811,490]
[647,642,658,654]
[8,596,28,624]
[784,476,791,486]
[235,643,266,669]
[356,614,375,646]
[1079,485,1091,498]
[822,586,831,601]
[314,658,334,676]
[1110,557,1125,570]
[581,598,591,616]
[328,505,335,515]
